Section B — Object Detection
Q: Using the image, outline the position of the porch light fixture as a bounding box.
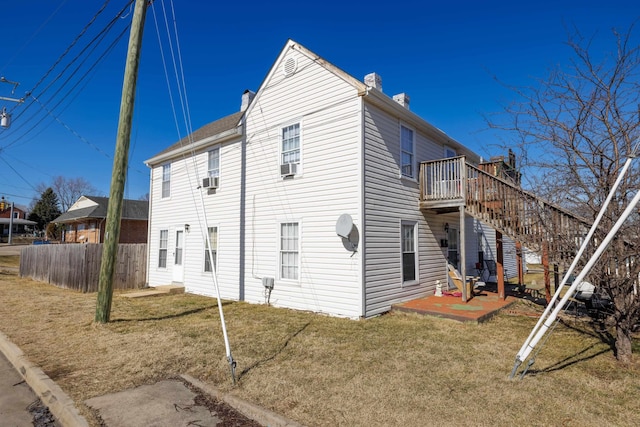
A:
[184,224,190,232]
[444,223,449,233]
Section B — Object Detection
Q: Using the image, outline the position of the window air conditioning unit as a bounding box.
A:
[202,176,219,189]
[280,163,298,177]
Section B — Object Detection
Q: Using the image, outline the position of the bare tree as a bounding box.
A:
[35,176,98,212]
[490,24,640,363]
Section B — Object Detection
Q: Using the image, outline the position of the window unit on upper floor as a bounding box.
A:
[280,122,301,177]
[202,148,220,190]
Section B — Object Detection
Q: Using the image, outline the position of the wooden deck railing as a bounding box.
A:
[420,157,590,261]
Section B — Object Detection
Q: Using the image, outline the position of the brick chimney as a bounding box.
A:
[393,93,410,109]
[241,89,256,112]
[364,73,382,92]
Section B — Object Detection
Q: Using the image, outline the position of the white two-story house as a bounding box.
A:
[144,39,519,318]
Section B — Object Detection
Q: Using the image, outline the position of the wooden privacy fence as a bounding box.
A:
[19,243,147,292]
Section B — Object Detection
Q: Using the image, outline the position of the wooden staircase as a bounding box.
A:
[419,156,591,265]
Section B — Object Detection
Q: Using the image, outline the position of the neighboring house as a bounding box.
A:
[0,198,35,237]
[144,39,521,319]
[52,196,148,244]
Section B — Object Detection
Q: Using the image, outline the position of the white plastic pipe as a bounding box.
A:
[515,188,640,374]
[197,185,236,382]
[510,156,635,378]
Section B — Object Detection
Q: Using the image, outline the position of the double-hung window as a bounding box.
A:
[161,164,171,198]
[281,123,300,165]
[158,229,168,268]
[208,148,220,178]
[204,226,218,272]
[280,222,299,280]
[401,125,415,178]
[401,221,418,283]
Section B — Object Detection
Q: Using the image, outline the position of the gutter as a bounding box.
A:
[145,126,243,166]
[358,87,480,163]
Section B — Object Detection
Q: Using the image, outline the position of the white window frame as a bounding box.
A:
[281,122,301,166]
[401,220,418,285]
[444,146,457,158]
[158,229,168,268]
[279,222,300,282]
[204,226,218,273]
[161,164,171,198]
[400,124,415,179]
[208,147,220,178]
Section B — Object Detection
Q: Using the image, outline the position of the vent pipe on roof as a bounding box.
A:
[393,93,410,109]
[364,73,382,92]
[241,89,255,111]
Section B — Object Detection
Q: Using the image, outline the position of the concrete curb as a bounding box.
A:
[0,331,89,427]
[181,374,305,427]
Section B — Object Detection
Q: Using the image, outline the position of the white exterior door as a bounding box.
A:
[172,228,184,282]
[448,227,459,267]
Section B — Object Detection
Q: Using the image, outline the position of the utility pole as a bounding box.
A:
[8,202,14,245]
[95,0,148,323]
[1,77,24,129]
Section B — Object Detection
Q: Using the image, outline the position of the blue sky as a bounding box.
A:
[0,0,638,207]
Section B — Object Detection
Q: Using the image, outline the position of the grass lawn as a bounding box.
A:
[1,262,638,426]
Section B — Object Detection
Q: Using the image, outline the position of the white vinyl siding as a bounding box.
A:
[242,48,362,318]
[464,217,519,281]
[146,136,242,300]
[363,103,447,317]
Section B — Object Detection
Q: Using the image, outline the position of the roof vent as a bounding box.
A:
[283,57,298,77]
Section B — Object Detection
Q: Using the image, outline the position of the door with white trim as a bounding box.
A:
[172,228,184,282]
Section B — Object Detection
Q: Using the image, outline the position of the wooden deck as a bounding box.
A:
[392,284,522,323]
[419,157,590,264]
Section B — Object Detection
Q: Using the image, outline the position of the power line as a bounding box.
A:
[0,0,70,75]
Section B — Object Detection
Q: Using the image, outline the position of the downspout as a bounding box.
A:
[8,202,14,245]
[359,92,366,317]
[144,170,153,287]
[459,158,467,302]
[239,117,246,301]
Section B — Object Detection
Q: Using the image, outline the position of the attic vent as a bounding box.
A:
[283,57,297,77]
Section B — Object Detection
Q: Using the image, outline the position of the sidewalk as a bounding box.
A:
[0,351,56,426]
[0,331,303,427]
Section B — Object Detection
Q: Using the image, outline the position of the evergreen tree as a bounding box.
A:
[28,188,62,231]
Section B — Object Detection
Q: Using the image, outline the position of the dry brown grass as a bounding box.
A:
[0,255,19,269]
[0,266,639,427]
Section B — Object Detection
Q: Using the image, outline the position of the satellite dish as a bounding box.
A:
[336,214,353,239]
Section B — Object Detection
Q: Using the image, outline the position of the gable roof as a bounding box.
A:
[52,196,148,223]
[145,111,244,166]
[146,39,480,166]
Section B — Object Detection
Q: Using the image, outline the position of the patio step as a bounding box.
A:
[122,284,185,298]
